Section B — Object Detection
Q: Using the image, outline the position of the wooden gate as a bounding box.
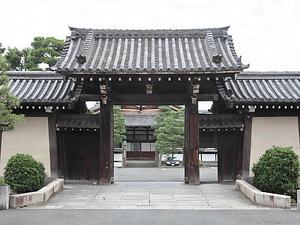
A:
[57,130,100,180]
[199,115,244,182]
[217,131,243,181]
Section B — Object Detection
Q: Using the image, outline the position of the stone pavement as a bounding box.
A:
[28,183,271,210]
[26,167,277,210]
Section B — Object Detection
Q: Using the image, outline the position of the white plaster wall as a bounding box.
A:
[249,117,300,175]
[0,117,51,176]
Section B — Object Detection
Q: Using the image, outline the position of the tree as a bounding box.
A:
[4,46,39,71]
[0,56,10,72]
[0,75,23,132]
[29,37,64,69]
[5,47,24,71]
[0,43,10,71]
[152,106,185,155]
[113,105,126,145]
[3,37,64,71]
[0,43,5,54]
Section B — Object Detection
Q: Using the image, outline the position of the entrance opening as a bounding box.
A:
[113,105,185,182]
[198,101,218,183]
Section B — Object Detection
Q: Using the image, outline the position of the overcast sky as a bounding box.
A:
[1,0,300,72]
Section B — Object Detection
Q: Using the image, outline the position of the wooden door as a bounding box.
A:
[217,131,243,181]
[57,131,100,180]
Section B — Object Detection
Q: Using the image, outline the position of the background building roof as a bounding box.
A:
[55,27,248,75]
[217,71,300,105]
[124,114,156,127]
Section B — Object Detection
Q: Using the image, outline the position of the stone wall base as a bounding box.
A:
[9,179,64,208]
[236,180,291,209]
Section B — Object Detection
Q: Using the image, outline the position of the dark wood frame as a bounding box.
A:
[99,101,114,184]
[184,103,200,184]
[298,116,300,150]
[241,114,252,178]
[48,114,58,177]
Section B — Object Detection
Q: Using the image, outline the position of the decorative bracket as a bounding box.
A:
[101,95,108,105]
[100,83,109,104]
[146,83,153,95]
[191,82,200,104]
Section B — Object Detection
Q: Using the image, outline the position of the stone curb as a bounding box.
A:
[0,185,10,210]
[236,180,291,209]
[9,179,64,208]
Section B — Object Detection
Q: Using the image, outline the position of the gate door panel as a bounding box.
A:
[57,131,100,180]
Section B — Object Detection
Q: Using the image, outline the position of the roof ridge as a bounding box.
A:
[69,26,230,39]
[238,71,300,79]
[69,26,230,33]
[4,71,63,79]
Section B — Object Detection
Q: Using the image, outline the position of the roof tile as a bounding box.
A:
[217,72,300,104]
[5,71,82,106]
[55,27,248,74]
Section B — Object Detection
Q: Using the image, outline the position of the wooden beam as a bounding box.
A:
[110,94,190,105]
[80,93,218,103]
[80,94,101,101]
[197,94,218,101]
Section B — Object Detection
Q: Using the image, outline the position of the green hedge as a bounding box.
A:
[252,146,300,195]
[4,154,46,193]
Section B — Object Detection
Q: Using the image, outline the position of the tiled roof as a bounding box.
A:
[217,71,300,104]
[57,114,156,129]
[56,113,242,131]
[57,114,100,129]
[124,114,156,127]
[5,71,82,106]
[55,26,248,74]
[199,114,243,130]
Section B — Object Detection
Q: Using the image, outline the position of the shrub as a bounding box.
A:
[252,146,300,195]
[0,178,5,186]
[4,154,46,193]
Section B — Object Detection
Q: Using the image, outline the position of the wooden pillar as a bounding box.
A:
[99,101,114,184]
[184,103,200,184]
[242,115,252,178]
[48,114,58,177]
[0,131,2,161]
[298,116,300,151]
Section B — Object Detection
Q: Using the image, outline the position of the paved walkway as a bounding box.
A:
[29,182,270,210]
[28,167,273,210]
